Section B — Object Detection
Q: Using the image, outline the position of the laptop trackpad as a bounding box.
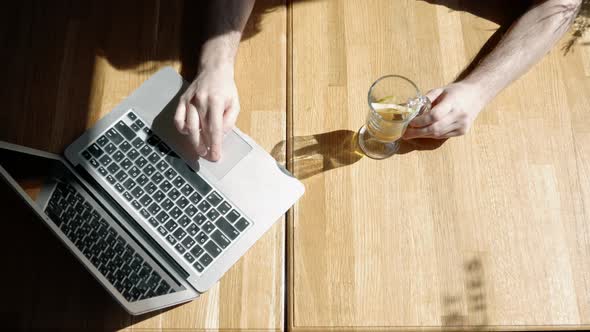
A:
[199,130,252,180]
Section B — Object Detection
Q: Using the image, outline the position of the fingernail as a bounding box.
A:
[211,151,219,160]
[197,148,207,157]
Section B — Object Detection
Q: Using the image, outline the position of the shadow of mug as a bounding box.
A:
[271,129,448,180]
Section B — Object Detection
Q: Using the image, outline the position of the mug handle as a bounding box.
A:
[407,95,432,123]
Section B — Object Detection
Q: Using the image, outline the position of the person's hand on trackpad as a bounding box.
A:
[174,63,240,162]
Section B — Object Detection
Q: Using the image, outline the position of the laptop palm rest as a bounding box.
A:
[150,100,252,181]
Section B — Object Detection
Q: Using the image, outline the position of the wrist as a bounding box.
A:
[460,76,498,105]
[199,33,240,72]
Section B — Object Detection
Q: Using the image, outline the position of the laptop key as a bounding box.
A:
[155,142,170,156]
[186,223,200,236]
[204,240,221,258]
[164,168,177,180]
[130,122,140,132]
[194,212,207,226]
[148,202,161,215]
[206,192,223,206]
[143,165,156,176]
[199,253,213,267]
[188,192,202,204]
[206,209,220,221]
[139,194,153,207]
[114,183,125,193]
[136,174,149,186]
[226,210,240,223]
[174,243,186,254]
[145,182,157,194]
[184,252,195,263]
[120,158,133,170]
[196,232,208,245]
[156,160,168,172]
[107,162,120,174]
[153,190,165,202]
[157,226,168,236]
[151,172,164,184]
[173,228,187,241]
[161,198,174,211]
[148,217,159,228]
[87,143,104,158]
[104,143,117,154]
[89,158,100,168]
[131,200,141,210]
[123,178,136,190]
[215,217,239,240]
[166,234,177,245]
[235,218,250,231]
[168,188,181,200]
[176,197,189,209]
[119,141,132,152]
[140,145,152,156]
[170,207,182,219]
[146,135,160,146]
[156,211,170,223]
[211,230,231,248]
[134,156,148,168]
[112,150,125,162]
[140,209,150,219]
[115,170,128,182]
[127,111,137,120]
[172,176,185,188]
[98,167,108,176]
[180,184,194,196]
[131,187,145,199]
[202,221,215,234]
[132,137,144,149]
[197,200,211,212]
[179,215,191,227]
[81,150,92,160]
[217,202,231,215]
[135,119,145,128]
[99,154,112,166]
[193,261,204,272]
[159,181,172,192]
[123,191,133,201]
[106,128,124,145]
[127,149,140,160]
[115,121,136,140]
[181,236,196,250]
[190,245,204,258]
[164,220,178,232]
[148,152,160,163]
[97,135,109,146]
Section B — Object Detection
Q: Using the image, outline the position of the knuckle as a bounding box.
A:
[430,112,442,122]
[195,91,208,103]
[208,94,223,105]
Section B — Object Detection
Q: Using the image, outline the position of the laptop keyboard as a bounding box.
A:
[44,181,173,302]
[80,110,252,274]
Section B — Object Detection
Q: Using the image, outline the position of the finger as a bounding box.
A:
[174,97,188,134]
[409,97,452,128]
[425,88,444,105]
[196,131,208,157]
[440,129,466,138]
[206,98,224,162]
[185,102,201,150]
[403,109,458,139]
[222,99,240,134]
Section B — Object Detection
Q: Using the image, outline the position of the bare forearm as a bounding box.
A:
[199,0,256,70]
[463,0,581,102]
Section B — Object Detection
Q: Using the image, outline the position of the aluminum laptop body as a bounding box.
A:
[0,67,304,315]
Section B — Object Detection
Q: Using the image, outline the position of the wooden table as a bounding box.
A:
[1,0,590,331]
[0,0,285,330]
[289,0,590,331]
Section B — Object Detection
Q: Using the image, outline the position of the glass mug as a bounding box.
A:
[358,75,432,159]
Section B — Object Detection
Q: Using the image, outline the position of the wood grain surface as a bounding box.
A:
[0,0,286,330]
[289,0,590,331]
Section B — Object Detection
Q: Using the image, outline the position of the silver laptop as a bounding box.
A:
[0,67,304,315]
